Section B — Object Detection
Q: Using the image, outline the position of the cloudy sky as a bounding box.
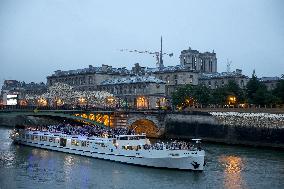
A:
[0,0,283,85]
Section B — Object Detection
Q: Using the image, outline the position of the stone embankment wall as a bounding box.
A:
[164,112,284,148]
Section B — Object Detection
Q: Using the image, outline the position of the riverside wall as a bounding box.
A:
[164,112,284,149]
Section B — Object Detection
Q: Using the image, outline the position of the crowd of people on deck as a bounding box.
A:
[210,112,284,129]
[26,124,134,138]
[143,141,197,151]
[24,124,198,151]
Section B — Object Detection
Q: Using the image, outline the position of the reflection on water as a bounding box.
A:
[1,127,284,189]
[219,155,246,189]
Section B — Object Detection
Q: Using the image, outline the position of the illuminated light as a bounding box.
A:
[37,98,48,106]
[102,115,110,126]
[227,95,237,105]
[78,97,86,105]
[219,155,245,189]
[89,114,95,121]
[129,119,158,138]
[95,114,103,123]
[81,114,88,119]
[239,104,246,108]
[19,100,28,106]
[55,98,64,106]
[106,96,115,103]
[136,96,148,109]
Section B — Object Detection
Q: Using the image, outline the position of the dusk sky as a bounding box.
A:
[0,0,283,86]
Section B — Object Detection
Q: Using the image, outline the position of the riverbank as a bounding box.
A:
[164,112,284,149]
[1,111,284,149]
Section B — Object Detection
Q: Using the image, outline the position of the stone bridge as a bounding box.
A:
[0,108,169,137]
[1,107,283,147]
[0,108,216,138]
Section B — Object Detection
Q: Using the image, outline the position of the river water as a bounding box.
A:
[0,126,283,189]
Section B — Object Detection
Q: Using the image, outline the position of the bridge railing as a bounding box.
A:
[1,105,283,114]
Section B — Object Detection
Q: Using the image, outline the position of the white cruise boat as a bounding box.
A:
[10,126,205,171]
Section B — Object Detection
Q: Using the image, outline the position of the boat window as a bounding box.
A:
[169,153,179,157]
[40,136,48,141]
[123,146,133,150]
[119,137,128,140]
[71,139,80,146]
[31,135,38,140]
[81,141,87,147]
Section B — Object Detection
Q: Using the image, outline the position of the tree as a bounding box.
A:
[24,82,114,108]
[225,80,245,104]
[246,71,279,106]
[171,84,211,109]
[274,79,284,104]
[246,71,260,104]
[172,84,194,108]
[209,87,225,105]
[192,85,211,106]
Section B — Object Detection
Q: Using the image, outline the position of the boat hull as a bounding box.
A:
[14,139,205,171]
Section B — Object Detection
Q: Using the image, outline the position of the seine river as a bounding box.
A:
[0,126,283,189]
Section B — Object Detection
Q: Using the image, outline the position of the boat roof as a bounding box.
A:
[117,134,146,137]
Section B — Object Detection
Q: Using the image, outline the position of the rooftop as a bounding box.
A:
[49,65,131,77]
[260,77,281,82]
[145,65,191,73]
[200,70,247,79]
[101,76,165,85]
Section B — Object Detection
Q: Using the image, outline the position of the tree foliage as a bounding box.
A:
[172,84,211,108]
[171,71,283,108]
[273,79,284,104]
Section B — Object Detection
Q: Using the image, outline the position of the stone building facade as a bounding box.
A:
[199,69,249,89]
[47,65,128,91]
[46,63,200,97]
[1,80,47,106]
[146,65,199,96]
[44,46,253,109]
[99,76,166,109]
[1,80,47,97]
[260,77,281,91]
[179,47,217,73]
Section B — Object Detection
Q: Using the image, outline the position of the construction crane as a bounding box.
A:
[119,36,173,68]
[226,59,232,73]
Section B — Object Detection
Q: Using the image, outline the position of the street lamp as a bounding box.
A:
[228,96,237,106]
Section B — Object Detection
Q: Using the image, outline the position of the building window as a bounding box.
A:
[88,76,93,84]
[166,75,170,84]
[175,80,178,85]
[136,97,148,109]
[241,80,244,87]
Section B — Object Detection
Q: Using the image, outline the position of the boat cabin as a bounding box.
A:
[115,134,149,147]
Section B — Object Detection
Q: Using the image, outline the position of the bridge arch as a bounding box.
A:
[128,119,159,138]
